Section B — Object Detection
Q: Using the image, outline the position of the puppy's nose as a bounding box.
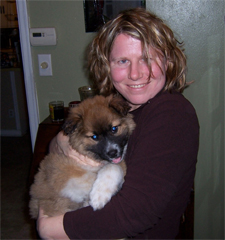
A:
[107,149,118,158]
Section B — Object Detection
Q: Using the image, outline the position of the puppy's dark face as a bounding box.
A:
[62,95,136,163]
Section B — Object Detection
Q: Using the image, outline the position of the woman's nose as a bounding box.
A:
[128,62,143,81]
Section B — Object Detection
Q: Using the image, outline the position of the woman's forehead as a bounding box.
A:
[110,33,160,58]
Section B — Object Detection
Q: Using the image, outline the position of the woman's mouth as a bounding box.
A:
[129,83,148,89]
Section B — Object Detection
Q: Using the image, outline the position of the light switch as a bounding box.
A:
[38,54,52,76]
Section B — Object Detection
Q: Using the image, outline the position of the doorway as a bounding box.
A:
[0,0,29,137]
[4,0,40,150]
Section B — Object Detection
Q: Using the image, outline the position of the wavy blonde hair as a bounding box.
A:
[88,7,187,96]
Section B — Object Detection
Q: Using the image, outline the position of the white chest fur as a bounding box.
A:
[60,163,124,210]
[60,172,96,203]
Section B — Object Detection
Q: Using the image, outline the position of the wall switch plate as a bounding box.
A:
[38,54,52,76]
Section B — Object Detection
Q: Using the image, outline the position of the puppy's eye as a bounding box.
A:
[111,126,118,134]
[91,134,98,141]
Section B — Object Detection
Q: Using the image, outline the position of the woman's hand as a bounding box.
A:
[49,131,102,167]
[37,208,69,240]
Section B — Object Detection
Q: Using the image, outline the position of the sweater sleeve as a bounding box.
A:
[63,92,199,239]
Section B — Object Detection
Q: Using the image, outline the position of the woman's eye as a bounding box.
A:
[91,134,98,140]
[119,59,128,64]
[111,126,118,134]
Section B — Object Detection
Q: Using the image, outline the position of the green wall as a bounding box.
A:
[27,0,224,239]
[147,1,224,238]
[28,0,95,121]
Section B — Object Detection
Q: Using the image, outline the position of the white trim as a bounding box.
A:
[16,0,39,151]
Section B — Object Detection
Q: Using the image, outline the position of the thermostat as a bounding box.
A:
[29,28,57,46]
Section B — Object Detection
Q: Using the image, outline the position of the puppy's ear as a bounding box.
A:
[62,111,82,136]
[108,95,131,116]
[62,119,76,136]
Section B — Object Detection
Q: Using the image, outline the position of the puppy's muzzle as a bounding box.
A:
[104,142,127,164]
[107,148,119,159]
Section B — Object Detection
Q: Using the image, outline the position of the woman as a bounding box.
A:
[38,8,199,239]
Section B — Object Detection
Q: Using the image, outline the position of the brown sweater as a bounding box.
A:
[64,90,199,239]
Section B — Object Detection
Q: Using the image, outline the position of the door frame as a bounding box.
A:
[16,0,39,150]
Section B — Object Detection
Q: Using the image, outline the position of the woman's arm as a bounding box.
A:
[37,208,69,240]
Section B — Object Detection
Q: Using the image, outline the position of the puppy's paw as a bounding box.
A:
[89,164,124,210]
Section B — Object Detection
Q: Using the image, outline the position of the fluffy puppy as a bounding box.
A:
[29,95,136,219]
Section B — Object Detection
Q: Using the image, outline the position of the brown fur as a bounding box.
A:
[29,95,135,219]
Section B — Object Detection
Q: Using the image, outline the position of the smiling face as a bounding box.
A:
[109,34,168,111]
